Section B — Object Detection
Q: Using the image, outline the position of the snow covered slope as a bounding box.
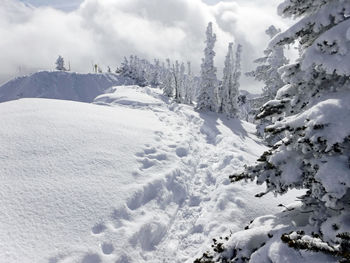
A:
[0,86,298,262]
[0,71,131,103]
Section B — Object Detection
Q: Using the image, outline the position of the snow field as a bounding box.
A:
[1,85,299,262]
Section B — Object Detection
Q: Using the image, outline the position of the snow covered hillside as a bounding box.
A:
[0,71,131,103]
[0,85,298,262]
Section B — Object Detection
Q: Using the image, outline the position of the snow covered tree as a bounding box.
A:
[223,44,242,118]
[218,42,234,114]
[196,1,350,262]
[162,59,174,97]
[246,25,288,101]
[197,22,218,112]
[246,25,289,139]
[184,61,194,105]
[229,0,350,260]
[172,61,181,102]
[120,56,132,78]
[179,62,186,103]
[237,93,250,122]
[232,44,242,118]
[119,55,148,86]
[117,55,194,104]
[55,55,66,71]
[134,57,147,87]
[150,59,161,88]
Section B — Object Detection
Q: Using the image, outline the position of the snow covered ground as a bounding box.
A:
[0,85,299,262]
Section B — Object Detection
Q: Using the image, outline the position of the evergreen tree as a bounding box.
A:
[172,61,181,102]
[184,61,194,105]
[179,62,186,103]
[55,55,66,71]
[218,42,241,118]
[116,54,194,105]
[246,25,289,139]
[197,22,218,112]
[246,25,288,101]
[218,42,234,114]
[230,0,350,260]
[162,58,174,97]
[227,44,242,118]
[150,59,161,88]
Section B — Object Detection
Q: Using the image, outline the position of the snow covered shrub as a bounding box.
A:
[197,0,350,261]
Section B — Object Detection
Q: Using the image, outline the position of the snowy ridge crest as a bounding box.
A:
[0,70,132,103]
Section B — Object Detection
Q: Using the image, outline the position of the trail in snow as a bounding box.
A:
[71,86,299,263]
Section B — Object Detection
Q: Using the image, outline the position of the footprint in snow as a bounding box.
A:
[176,147,188,158]
[150,153,167,161]
[143,147,157,154]
[100,242,114,255]
[81,253,101,263]
[135,146,157,158]
[139,158,156,169]
[135,152,145,157]
[136,146,168,169]
[111,205,132,228]
[91,223,106,235]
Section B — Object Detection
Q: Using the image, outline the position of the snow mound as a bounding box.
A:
[215,203,337,263]
[0,71,131,103]
[94,85,164,108]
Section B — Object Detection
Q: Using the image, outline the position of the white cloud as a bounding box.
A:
[1,0,291,92]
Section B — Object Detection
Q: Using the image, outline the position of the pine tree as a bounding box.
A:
[179,62,186,103]
[55,55,66,71]
[150,59,161,88]
[197,22,218,112]
[246,25,288,139]
[218,42,234,114]
[231,0,350,259]
[184,61,194,105]
[246,25,288,101]
[226,44,242,118]
[162,59,174,97]
[172,61,181,102]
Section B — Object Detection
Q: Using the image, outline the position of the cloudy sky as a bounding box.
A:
[1,0,291,92]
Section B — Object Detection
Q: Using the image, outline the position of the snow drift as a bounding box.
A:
[0,71,131,103]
